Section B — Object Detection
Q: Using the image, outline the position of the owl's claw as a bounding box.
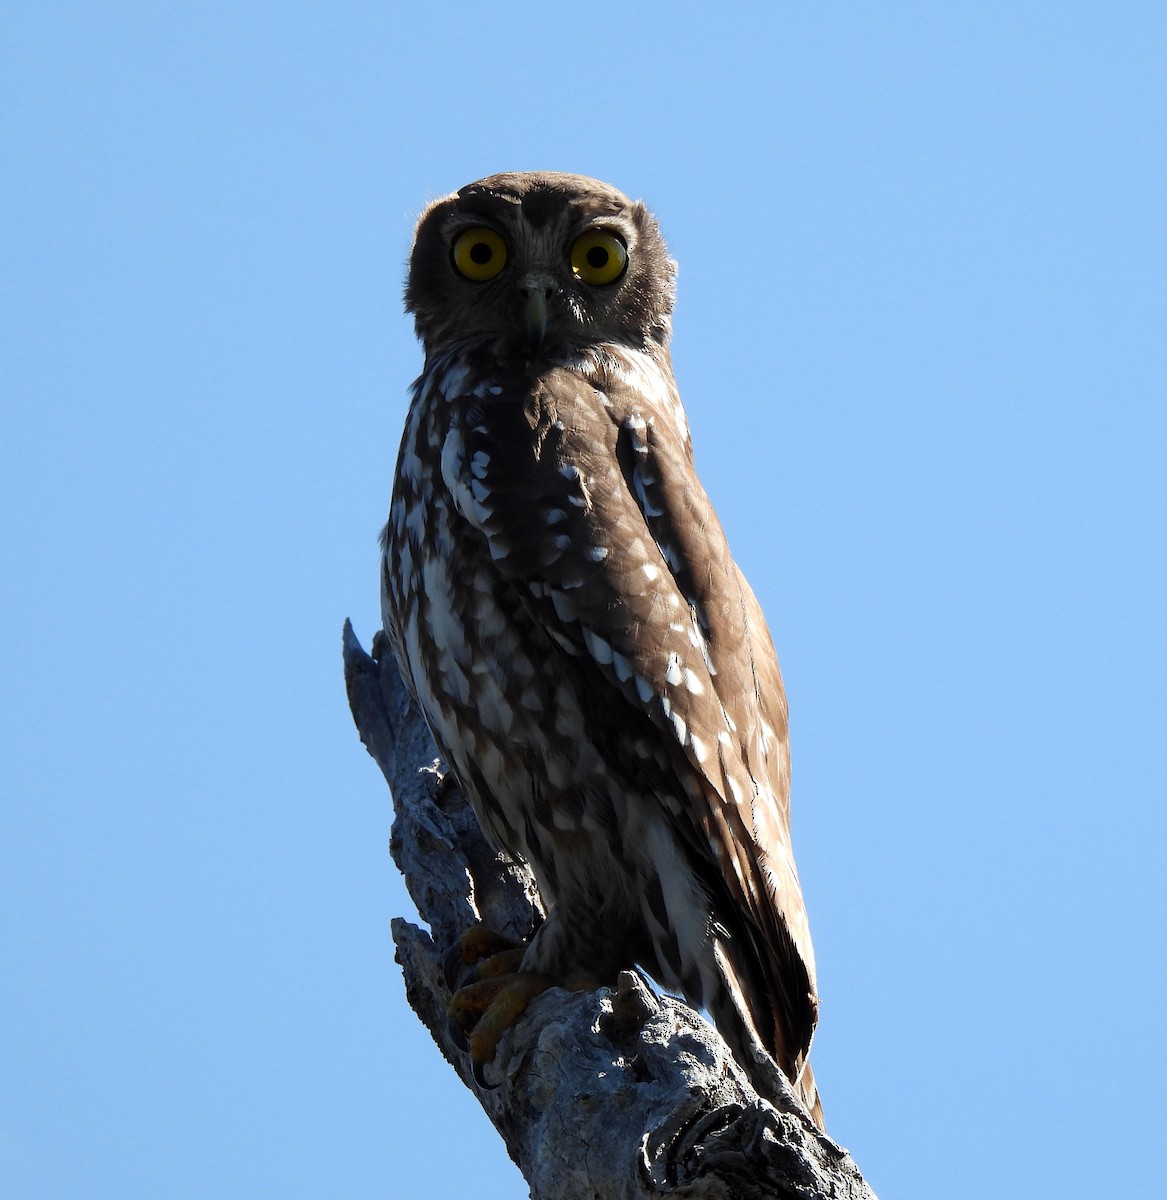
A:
[448,972,554,1068]
[444,924,538,1076]
[443,924,524,991]
[471,1057,499,1090]
[443,940,474,992]
[446,1014,469,1053]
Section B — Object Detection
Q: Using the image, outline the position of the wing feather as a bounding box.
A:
[441,360,817,1058]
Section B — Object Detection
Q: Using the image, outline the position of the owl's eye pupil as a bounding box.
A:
[569,230,627,284]
[452,228,507,280]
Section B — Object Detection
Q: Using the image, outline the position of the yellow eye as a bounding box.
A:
[451,227,508,281]
[570,230,628,285]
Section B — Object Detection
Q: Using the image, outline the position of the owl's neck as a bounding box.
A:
[423,332,672,379]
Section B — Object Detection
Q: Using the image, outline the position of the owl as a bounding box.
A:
[381,172,823,1128]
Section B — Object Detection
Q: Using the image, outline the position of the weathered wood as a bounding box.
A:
[344,620,876,1199]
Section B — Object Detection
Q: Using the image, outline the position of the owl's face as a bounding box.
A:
[405,172,676,360]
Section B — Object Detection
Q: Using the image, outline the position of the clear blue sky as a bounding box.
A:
[3,4,1164,1197]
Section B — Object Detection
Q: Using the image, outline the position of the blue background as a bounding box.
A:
[3,4,1164,1197]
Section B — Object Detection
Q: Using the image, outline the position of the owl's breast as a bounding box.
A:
[383,370,621,871]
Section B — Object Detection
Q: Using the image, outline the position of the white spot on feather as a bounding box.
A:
[548,628,577,654]
[584,629,614,665]
[440,363,470,397]
[551,592,577,622]
[726,773,747,806]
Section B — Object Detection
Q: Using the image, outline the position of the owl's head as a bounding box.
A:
[405,172,676,360]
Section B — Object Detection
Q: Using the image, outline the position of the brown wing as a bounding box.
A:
[440,356,818,1064]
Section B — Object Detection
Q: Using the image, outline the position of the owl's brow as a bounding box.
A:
[519,188,574,227]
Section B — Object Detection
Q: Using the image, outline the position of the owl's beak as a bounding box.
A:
[520,274,559,349]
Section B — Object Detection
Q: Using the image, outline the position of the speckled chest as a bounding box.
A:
[383,358,626,862]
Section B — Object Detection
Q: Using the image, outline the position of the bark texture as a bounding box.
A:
[344,620,876,1199]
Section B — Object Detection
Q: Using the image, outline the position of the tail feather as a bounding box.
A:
[794,1056,825,1131]
[708,940,825,1130]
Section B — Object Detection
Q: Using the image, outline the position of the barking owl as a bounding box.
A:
[381,171,823,1128]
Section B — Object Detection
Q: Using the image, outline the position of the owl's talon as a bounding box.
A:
[443,940,474,991]
[446,970,556,1079]
[471,1057,499,1090]
[446,1014,469,1053]
[444,925,524,990]
[447,974,514,1033]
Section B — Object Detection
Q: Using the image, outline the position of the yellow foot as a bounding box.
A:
[443,924,525,987]
[448,971,554,1066]
[444,924,554,1085]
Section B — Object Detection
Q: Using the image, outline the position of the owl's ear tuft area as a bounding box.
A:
[404,192,461,334]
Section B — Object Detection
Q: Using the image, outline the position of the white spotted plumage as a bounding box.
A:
[381,172,823,1127]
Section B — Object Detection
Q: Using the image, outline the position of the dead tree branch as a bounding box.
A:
[343,620,876,1199]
